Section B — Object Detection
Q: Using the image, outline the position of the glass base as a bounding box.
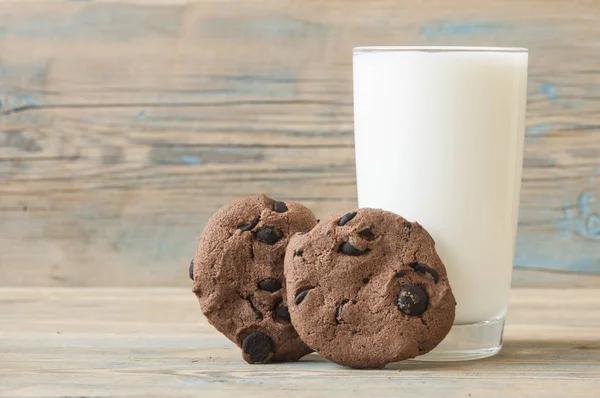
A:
[415,317,504,362]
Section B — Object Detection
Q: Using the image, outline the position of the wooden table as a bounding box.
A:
[1,288,599,397]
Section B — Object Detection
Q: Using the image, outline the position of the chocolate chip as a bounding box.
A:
[294,249,304,257]
[362,277,370,284]
[339,242,370,256]
[245,296,263,320]
[257,278,282,293]
[273,300,291,323]
[238,216,260,232]
[358,228,376,241]
[273,201,288,213]
[254,226,283,245]
[397,285,429,316]
[294,288,312,305]
[409,263,439,283]
[242,332,274,363]
[337,212,357,226]
[188,259,194,280]
[403,221,412,229]
[395,271,407,278]
[335,299,349,324]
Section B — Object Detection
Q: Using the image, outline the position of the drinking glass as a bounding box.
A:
[353,46,528,360]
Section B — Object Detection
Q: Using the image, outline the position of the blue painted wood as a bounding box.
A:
[0,0,598,286]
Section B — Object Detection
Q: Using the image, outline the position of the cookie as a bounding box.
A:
[191,194,317,363]
[284,208,456,369]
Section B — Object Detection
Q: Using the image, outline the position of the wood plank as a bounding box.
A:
[512,268,600,288]
[0,0,599,286]
[0,287,599,397]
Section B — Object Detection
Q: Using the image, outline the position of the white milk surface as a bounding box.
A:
[353,48,528,324]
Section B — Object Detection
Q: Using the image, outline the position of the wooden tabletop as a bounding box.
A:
[1,288,599,397]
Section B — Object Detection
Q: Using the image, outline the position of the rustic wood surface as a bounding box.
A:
[511,268,600,288]
[1,287,599,397]
[0,0,599,286]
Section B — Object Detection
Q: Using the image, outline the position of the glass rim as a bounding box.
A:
[353,46,528,54]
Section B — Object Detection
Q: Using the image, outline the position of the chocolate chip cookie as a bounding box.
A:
[191,194,317,363]
[284,208,456,368]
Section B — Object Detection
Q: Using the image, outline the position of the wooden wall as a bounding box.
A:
[0,0,599,286]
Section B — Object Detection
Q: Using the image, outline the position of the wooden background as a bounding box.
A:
[0,0,598,287]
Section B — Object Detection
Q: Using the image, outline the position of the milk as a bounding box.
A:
[353,48,528,324]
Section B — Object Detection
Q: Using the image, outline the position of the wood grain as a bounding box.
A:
[512,268,600,288]
[0,0,599,286]
[1,287,599,397]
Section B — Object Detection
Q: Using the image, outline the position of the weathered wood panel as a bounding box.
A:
[1,288,600,397]
[0,0,599,286]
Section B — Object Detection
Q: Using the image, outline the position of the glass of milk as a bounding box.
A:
[353,47,528,361]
